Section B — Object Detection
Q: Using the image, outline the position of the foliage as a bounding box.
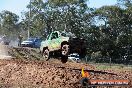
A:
[0,10,19,37]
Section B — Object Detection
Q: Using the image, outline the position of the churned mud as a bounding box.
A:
[0,47,131,88]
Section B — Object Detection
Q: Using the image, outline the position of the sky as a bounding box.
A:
[0,0,117,19]
[88,0,117,8]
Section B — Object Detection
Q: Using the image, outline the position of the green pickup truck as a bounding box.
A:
[40,31,86,63]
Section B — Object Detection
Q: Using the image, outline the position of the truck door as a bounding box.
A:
[49,32,61,51]
[34,38,42,48]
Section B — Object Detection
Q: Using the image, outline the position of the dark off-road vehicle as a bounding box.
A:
[40,31,86,63]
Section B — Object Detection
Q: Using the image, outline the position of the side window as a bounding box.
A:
[61,33,66,37]
[35,39,41,42]
[51,32,58,40]
[37,39,41,42]
[34,39,37,42]
[46,35,50,40]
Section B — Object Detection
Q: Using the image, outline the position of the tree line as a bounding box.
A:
[0,0,132,64]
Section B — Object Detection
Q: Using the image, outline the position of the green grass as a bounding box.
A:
[90,63,132,71]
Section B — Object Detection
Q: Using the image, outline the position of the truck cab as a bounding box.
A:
[40,31,69,52]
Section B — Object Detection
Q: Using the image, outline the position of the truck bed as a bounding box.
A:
[69,37,87,58]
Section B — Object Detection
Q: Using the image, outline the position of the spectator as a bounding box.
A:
[18,34,23,47]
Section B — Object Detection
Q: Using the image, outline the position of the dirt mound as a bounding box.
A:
[0,47,130,88]
[0,59,131,88]
[8,47,42,60]
[0,59,83,88]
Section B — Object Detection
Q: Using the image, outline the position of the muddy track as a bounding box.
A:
[0,59,131,88]
[0,47,131,88]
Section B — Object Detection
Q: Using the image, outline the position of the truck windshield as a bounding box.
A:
[27,38,35,41]
[51,32,58,39]
[46,35,50,40]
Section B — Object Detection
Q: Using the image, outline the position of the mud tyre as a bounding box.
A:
[61,55,68,63]
[61,44,69,56]
[43,48,50,61]
[61,44,69,63]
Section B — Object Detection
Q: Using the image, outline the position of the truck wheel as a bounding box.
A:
[43,48,50,61]
[61,55,68,63]
[61,44,69,63]
[61,44,69,56]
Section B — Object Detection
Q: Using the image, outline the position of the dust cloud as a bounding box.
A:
[9,40,18,47]
[0,43,12,59]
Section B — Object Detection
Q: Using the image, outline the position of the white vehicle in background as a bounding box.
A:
[68,53,81,63]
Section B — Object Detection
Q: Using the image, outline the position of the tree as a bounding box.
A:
[23,0,91,37]
[117,0,132,8]
[0,10,19,37]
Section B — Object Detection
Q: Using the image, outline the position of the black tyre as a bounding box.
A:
[61,44,69,56]
[61,44,69,63]
[43,48,50,61]
[61,55,68,63]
